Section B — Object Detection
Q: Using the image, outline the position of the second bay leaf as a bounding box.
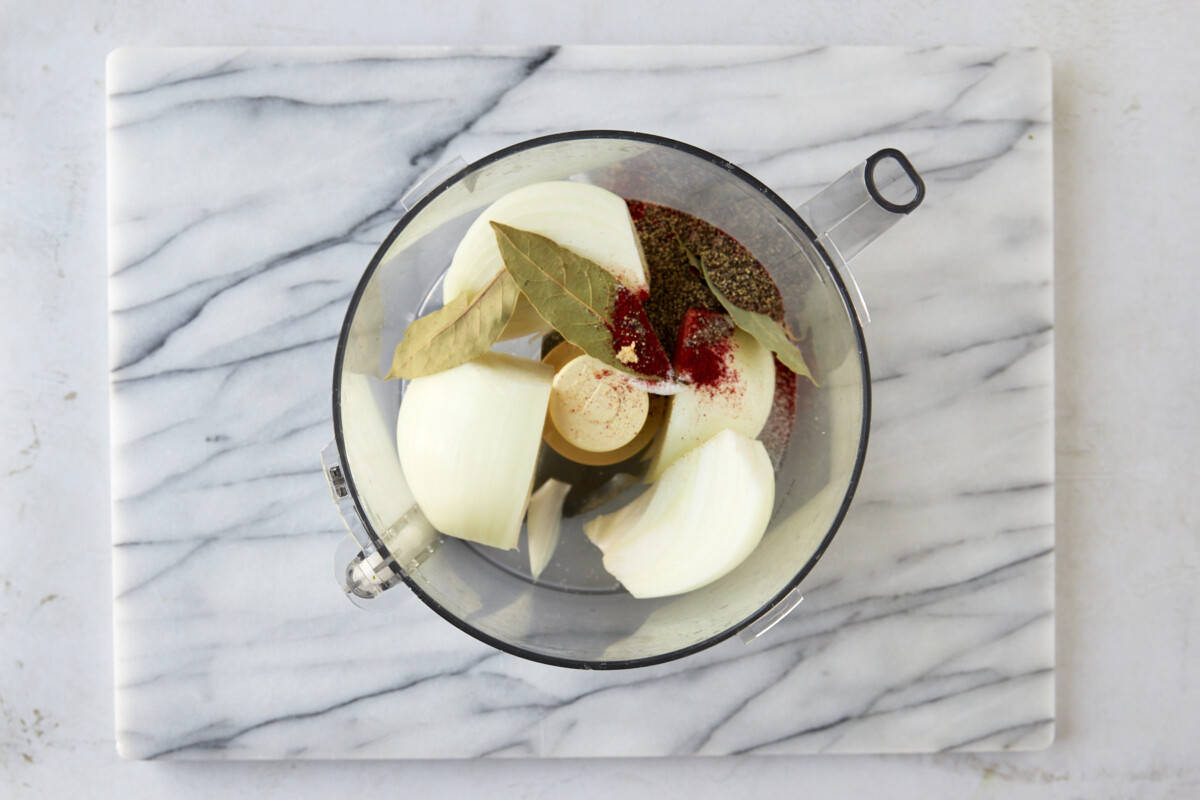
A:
[385,270,520,380]
[677,237,817,386]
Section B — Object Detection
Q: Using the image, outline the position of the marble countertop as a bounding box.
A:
[107,44,1054,760]
[2,0,1198,797]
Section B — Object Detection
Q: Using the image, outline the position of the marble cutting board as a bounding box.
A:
[108,45,1054,759]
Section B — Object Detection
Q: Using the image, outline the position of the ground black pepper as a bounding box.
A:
[627,199,785,348]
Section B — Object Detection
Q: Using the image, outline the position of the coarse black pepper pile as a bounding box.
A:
[627,199,785,349]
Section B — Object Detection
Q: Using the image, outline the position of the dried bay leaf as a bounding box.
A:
[491,221,672,381]
[678,238,817,386]
[715,287,817,385]
[385,270,520,380]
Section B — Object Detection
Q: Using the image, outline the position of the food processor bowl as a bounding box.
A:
[326,131,924,668]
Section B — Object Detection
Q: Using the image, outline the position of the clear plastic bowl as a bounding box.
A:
[330,131,922,668]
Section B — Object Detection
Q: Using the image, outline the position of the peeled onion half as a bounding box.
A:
[442,181,649,338]
[646,329,776,481]
[584,429,775,598]
[396,353,553,550]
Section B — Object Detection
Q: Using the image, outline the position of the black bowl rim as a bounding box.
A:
[331,130,871,670]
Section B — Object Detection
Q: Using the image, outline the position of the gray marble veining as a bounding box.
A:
[108,45,1053,759]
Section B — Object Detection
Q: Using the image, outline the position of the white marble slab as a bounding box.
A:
[108,45,1053,759]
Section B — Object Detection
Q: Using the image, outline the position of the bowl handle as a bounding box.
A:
[795,148,926,323]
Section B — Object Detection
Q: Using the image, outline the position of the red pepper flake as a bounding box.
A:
[627,199,646,222]
[607,287,672,380]
[673,308,735,388]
